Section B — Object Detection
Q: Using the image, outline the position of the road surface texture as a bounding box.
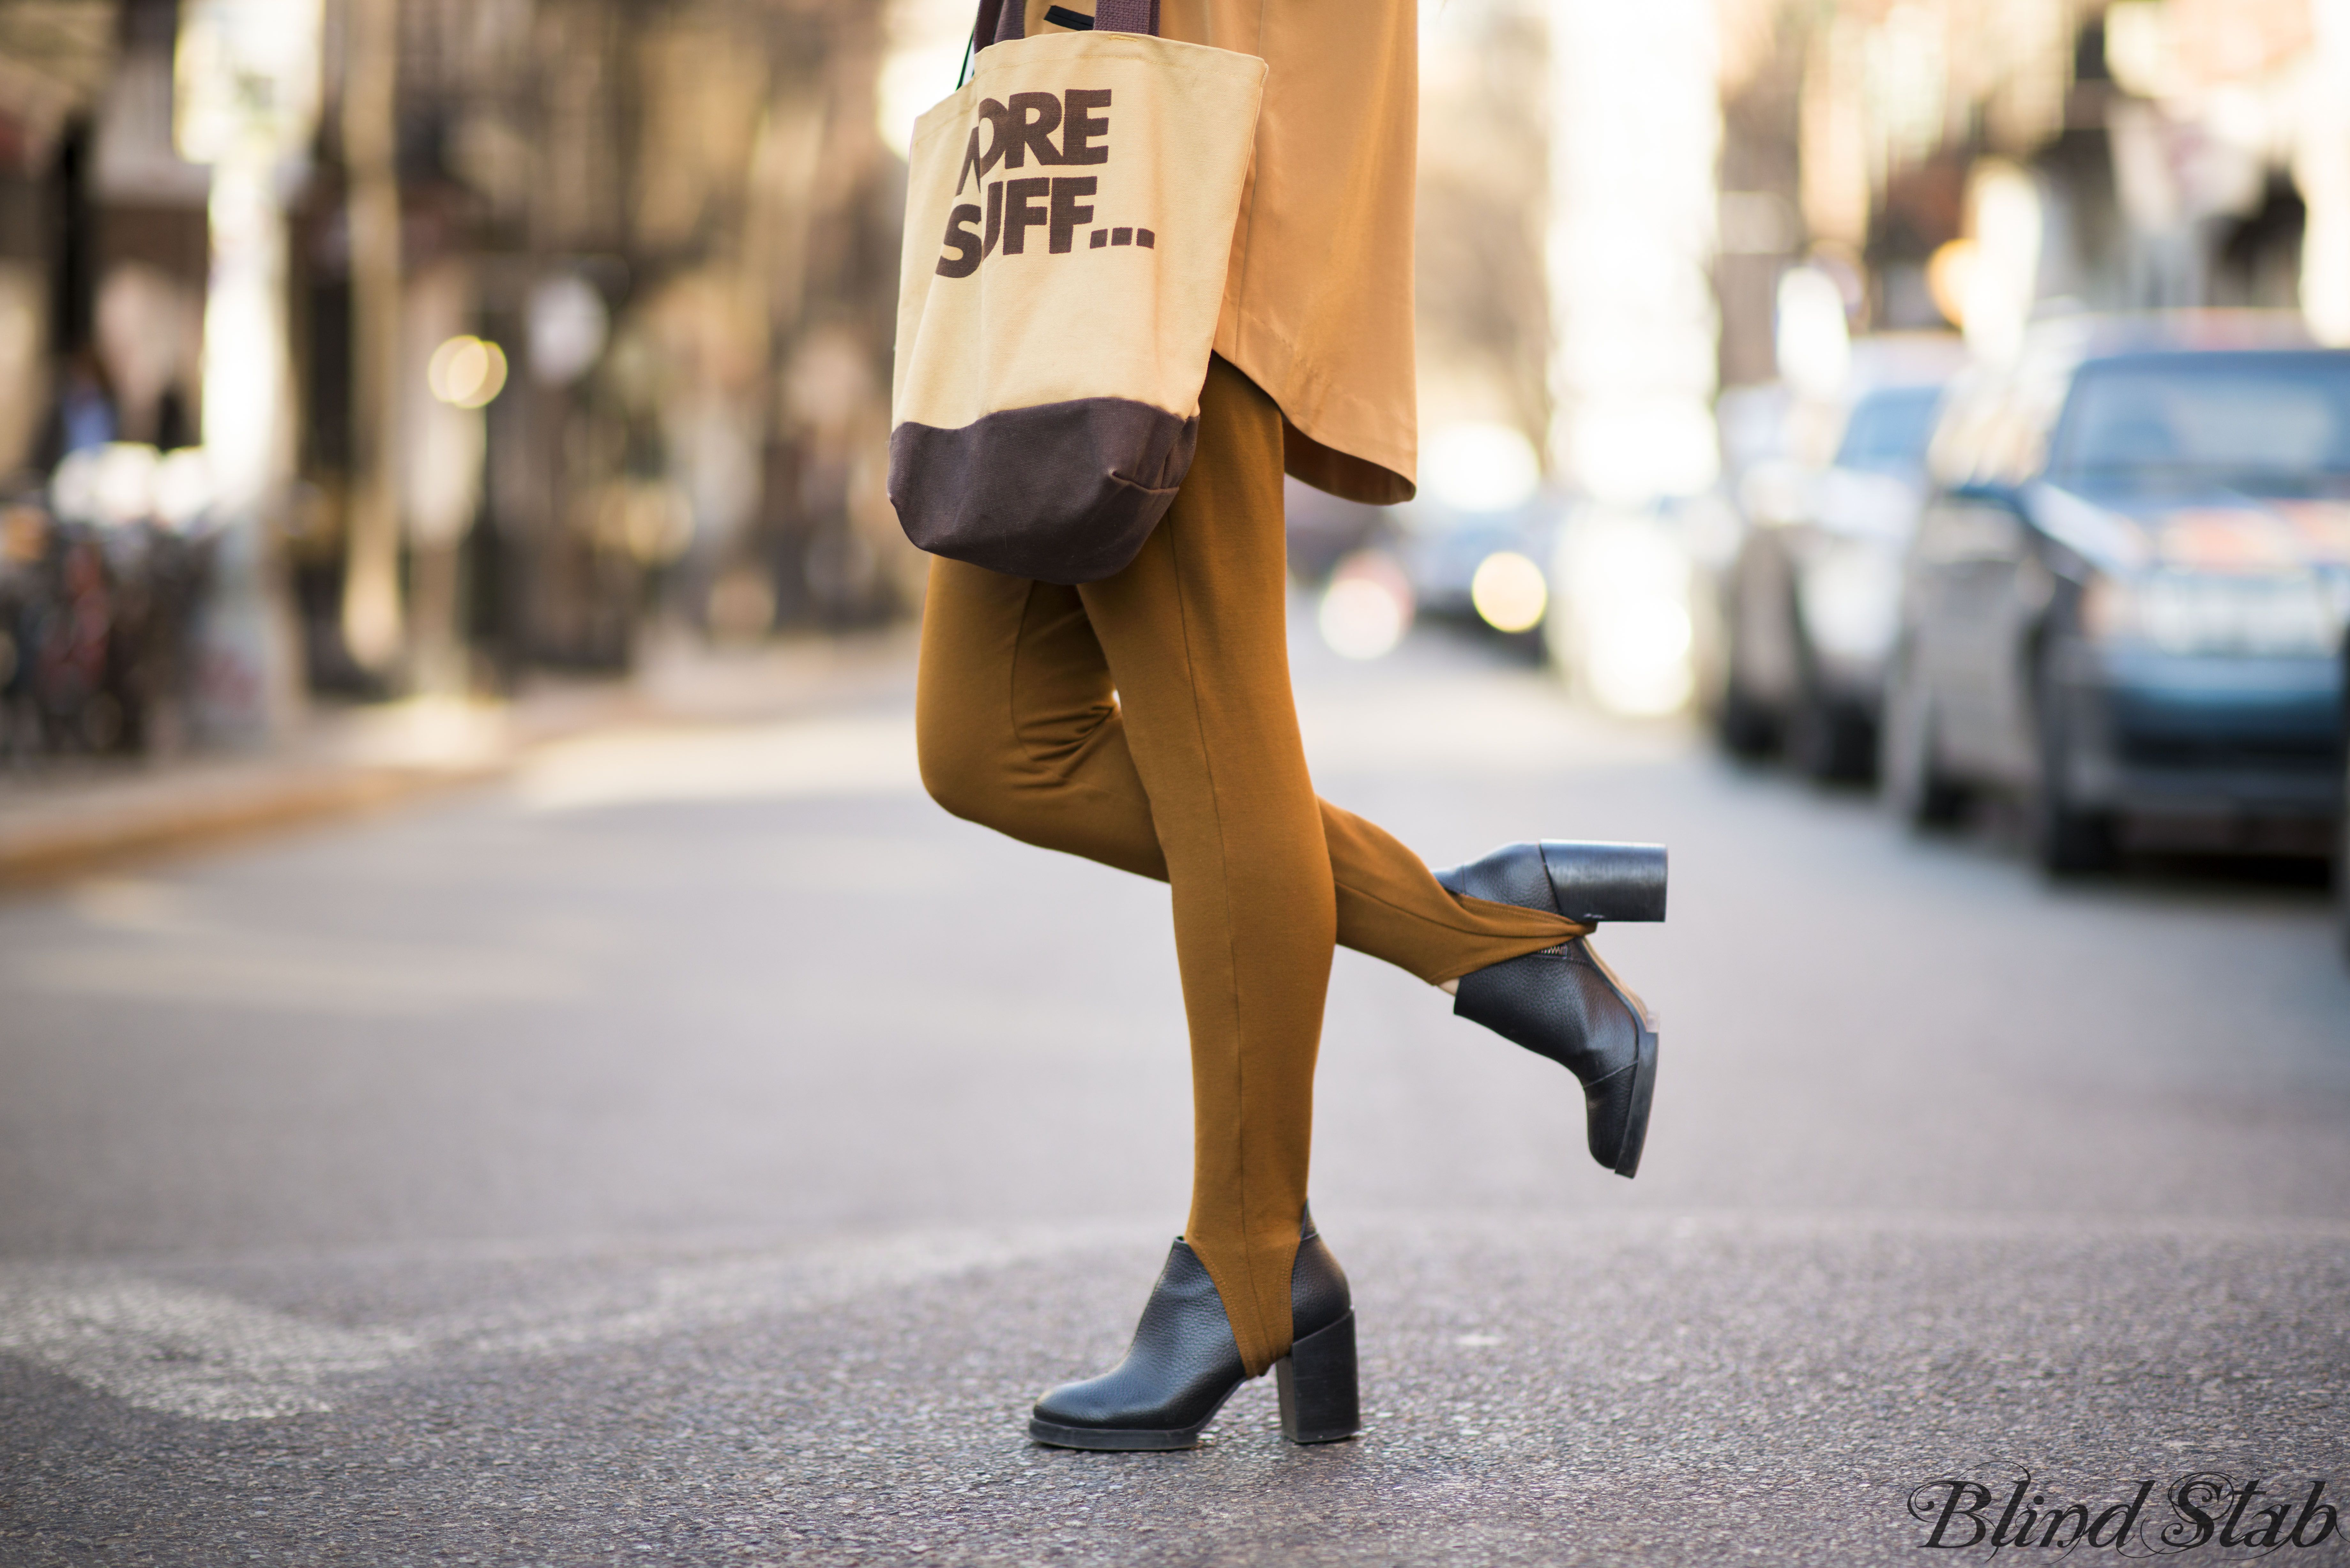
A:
[4,618,2346,1566]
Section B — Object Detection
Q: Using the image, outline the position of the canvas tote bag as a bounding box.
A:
[888,0,1268,584]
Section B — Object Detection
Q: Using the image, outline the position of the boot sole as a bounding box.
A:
[1026,1414,1216,1451]
[1028,1311,1362,1451]
[1027,1380,1243,1451]
[1611,1018,1658,1178]
[1580,944,1659,1179]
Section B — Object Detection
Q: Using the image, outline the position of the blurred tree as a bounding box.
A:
[339,0,402,676]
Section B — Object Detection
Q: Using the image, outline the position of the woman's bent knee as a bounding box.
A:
[916,727,1004,826]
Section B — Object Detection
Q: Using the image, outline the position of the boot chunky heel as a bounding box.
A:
[1029,1208,1358,1450]
[1526,840,1667,924]
[1437,840,1666,1178]
[1437,839,1666,926]
[1275,1309,1360,1444]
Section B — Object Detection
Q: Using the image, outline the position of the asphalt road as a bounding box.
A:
[4,618,2347,1566]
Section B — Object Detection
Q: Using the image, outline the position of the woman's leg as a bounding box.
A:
[916,566,1169,883]
[1321,804,1586,985]
[916,360,1584,1374]
[1064,356,1332,1377]
[917,566,1581,986]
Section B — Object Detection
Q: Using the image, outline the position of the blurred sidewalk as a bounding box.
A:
[0,628,920,889]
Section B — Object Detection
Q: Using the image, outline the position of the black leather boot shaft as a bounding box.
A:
[1434,837,1555,912]
[1028,1209,1352,1450]
[1028,1238,1240,1443]
[1452,939,1644,1158]
[1288,1208,1350,1344]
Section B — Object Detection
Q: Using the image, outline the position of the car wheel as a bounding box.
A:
[1883,644,1965,827]
[1712,549,1785,758]
[1787,647,1878,784]
[2030,655,2117,875]
[1714,671,1778,758]
[2338,746,2349,968]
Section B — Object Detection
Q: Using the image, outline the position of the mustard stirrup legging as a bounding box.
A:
[913,355,1583,1376]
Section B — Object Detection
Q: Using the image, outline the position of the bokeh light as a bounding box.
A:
[526,277,609,387]
[1423,423,1542,514]
[1584,594,1695,716]
[154,449,218,531]
[1925,238,1976,329]
[1550,513,1696,717]
[428,336,510,409]
[1318,552,1415,661]
[1775,266,1852,398]
[1469,551,1549,633]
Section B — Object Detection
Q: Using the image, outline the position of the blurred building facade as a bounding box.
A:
[9,0,2348,758]
[2,0,909,759]
[1717,0,2350,387]
[315,0,916,684]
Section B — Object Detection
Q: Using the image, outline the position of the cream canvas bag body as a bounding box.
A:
[888,0,1268,584]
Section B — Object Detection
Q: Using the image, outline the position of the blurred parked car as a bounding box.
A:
[1882,313,2350,873]
[1376,423,1558,645]
[1391,492,1561,640]
[1713,335,1967,777]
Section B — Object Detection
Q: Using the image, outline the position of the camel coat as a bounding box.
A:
[1008,0,1420,505]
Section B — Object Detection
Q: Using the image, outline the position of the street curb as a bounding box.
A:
[0,761,504,891]
[0,628,925,893]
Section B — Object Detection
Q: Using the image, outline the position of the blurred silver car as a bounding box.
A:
[1713,337,1966,777]
[1883,313,2350,872]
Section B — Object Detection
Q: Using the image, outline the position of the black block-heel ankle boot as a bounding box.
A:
[1436,840,1665,1178]
[1028,1208,1358,1451]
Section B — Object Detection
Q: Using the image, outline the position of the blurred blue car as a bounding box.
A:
[1883,314,2350,871]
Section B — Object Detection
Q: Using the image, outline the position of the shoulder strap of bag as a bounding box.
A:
[973,0,1159,52]
[1090,0,1162,32]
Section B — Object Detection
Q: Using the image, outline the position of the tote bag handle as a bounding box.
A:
[974,0,1161,49]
